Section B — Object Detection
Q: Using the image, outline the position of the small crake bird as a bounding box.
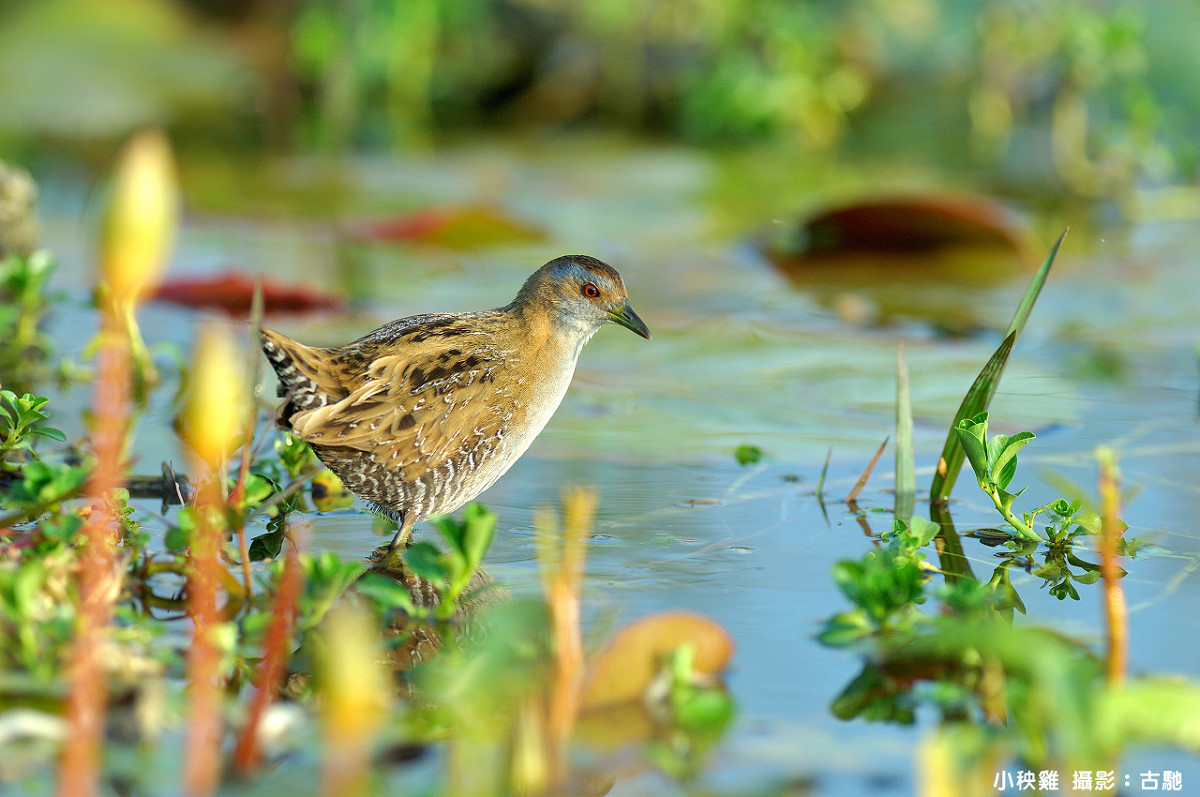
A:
[262,255,651,563]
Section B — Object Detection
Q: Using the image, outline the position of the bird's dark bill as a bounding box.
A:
[609,301,652,340]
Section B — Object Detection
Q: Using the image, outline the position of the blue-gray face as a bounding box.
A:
[548,259,651,341]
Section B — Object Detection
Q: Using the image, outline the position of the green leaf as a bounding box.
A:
[1033,560,1064,580]
[431,513,466,556]
[354,573,418,615]
[953,414,990,484]
[907,515,941,548]
[460,502,496,570]
[817,610,873,647]
[165,523,191,552]
[991,431,1035,490]
[404,541,448,585]
[42,513,84,544]
[248,528,286,561]
[985,433,1009,472]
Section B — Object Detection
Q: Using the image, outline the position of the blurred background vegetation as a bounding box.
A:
[0,0,1196,202]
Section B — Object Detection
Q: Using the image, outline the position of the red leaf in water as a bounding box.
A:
[152,272,345,316]
[347,205,544,249]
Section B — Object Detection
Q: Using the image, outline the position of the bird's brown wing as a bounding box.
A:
[281,320,515,477]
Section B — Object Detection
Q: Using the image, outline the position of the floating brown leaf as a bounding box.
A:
[580,611,733,711]
[781,194,1031,257]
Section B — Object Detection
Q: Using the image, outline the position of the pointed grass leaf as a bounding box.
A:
[929,231,1064,503]
[1006,228,1067,338]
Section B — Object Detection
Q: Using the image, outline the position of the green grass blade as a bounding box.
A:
[929,229,1067,504]
[929,332,1015,503]
[816,445,832,525]
[816,446,832,500]
[1007,228,1067,338]
[895,343,914,524]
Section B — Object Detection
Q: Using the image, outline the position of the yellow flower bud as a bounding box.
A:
[100,129,179,307]
[180,324,246,467]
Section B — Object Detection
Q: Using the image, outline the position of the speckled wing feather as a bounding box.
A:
[262,313,517,496]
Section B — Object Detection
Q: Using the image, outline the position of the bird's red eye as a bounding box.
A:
[582,282,599,299]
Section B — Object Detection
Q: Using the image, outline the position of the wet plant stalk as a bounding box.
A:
[534,486,595,792]
[1096,447,1127,685]
[227,280,264,598]
[980,483,1041,542]
[178,325,249,796]
[58,315,127,797]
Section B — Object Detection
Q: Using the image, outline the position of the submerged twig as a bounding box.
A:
[846,437,888,505]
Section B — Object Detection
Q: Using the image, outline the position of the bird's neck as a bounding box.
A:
[510,301,595,368]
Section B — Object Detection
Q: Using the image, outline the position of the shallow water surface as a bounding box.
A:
[42,136,1200,794]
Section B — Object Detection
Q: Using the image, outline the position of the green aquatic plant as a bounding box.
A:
[0,251,57,389]
[401,501,497,622]
[733,444,763,465]
[0,389,65,472]
[954,411,1040,542]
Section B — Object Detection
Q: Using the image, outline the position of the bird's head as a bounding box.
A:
[516,255,652,341]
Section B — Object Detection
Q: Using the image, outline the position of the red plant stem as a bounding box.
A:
[58,319,128,797]
[1098,451,1127,686]
[232,540,302,775]
[183,476,225,796]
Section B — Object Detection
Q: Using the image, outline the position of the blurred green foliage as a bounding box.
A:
[0,0,1196,195]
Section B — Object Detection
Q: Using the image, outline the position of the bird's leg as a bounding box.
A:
[382,515,415,569]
